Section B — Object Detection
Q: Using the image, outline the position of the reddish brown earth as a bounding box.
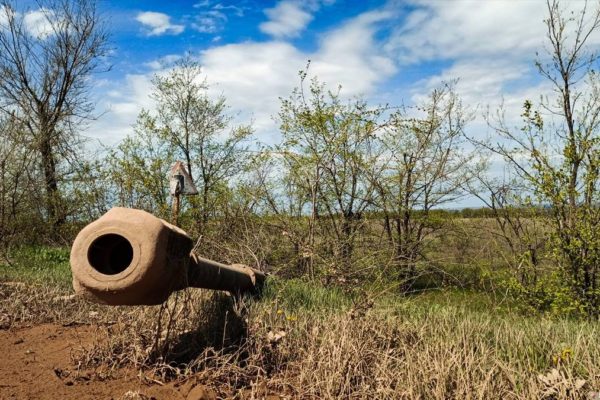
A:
[0,324,218,400]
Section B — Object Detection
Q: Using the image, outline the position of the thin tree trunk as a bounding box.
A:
[341,212,354,272]
[40,130,62,230]
[201,184,209,226]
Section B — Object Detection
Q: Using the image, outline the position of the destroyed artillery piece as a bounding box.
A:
[70,207,265,305]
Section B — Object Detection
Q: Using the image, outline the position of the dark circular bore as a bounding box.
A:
[87,234,133,275]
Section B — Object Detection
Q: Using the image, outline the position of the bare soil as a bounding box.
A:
[0,323,218,400]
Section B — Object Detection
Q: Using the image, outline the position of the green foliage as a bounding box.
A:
[373,82,477,280]
[105,111,174,218]
[276,69,384,274]
[477,1,600,317]
[150,58,253,230]
[0,246,71,288]
[104,59,253,235]
[262,277,353,312]
[504,272,586,317]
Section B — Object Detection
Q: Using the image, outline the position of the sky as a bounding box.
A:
[81,0,569,148]
[4,0,598,206]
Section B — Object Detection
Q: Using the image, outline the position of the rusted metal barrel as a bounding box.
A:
[70,207,265,305]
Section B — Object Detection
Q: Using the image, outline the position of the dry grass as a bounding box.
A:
[241,299,600,399]
[2,279,599,399]
[0,281,118,328]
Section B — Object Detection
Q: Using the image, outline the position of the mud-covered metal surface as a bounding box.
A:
[70,207,265,305]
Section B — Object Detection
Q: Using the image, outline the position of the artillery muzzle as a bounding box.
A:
[70,207,264,305]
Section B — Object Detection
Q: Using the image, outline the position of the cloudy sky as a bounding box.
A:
[7,0,594,152]
[72,0,573,148]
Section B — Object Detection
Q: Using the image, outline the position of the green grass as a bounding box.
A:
[0,246,538,316]
[261,277,353,312]
[0,246,72,288]
[395,287,519,314]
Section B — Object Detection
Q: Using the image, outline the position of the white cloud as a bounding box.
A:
[194,1,246,17]
[0,6,61,42]
[213,3,246,17]
[89,7,395,146]
[191,1,247,34]
[86,74,157,146]
[192,10,227,33]
[24,8,57,39]
[414,60,525,107]
[136,11,184,36]
[387,0,547,64]
[200,41,304,140]
[407,59,556,148]
[193,0,211,8]
[392,0,596,142]
[388,0,600,65]
[311,10,396,94]
[201,9,396,142]
[144,54,182,70]
[259,1,313,38]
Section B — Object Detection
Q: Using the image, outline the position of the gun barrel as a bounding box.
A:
[189,255,265,292]
[69,207,264,305]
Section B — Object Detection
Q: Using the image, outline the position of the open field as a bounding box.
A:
[1,247,600,399]
[3,0,600,398]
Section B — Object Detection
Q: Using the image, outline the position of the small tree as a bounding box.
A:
[466,171,547,286]
[481,0,600,316]
[105,111,174,217]
[0,0,109,231]
[0,112,38,255]
[277,71,385,275]
[144,59,252,231]
[376,84,475,279]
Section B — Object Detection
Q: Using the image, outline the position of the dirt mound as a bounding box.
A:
[0,324,217,400]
